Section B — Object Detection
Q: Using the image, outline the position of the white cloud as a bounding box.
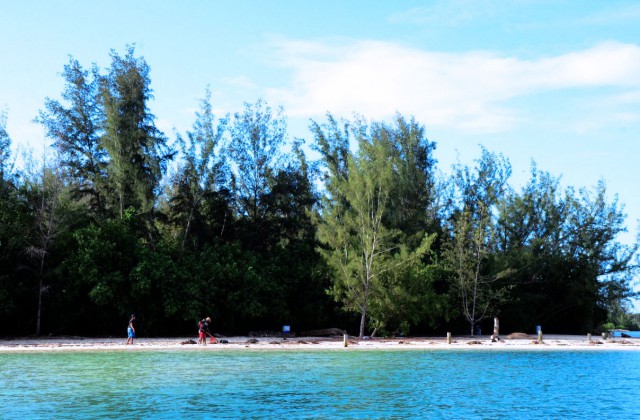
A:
[265,40,640,134]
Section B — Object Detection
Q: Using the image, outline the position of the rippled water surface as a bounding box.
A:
[1,350,639,418]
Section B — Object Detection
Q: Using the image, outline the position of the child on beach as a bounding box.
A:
[127,314,136,344]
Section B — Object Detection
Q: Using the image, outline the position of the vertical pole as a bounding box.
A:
[537,330,543,343]
[447,332,452,344]
[587,333,591,342]
[344,334,348,347]
[491,317,500,342]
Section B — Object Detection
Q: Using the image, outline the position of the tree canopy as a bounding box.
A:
[0,47,637,338]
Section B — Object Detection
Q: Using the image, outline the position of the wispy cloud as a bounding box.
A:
[265,40,640,134]
[387,0,501,26]
[577,3,640,26]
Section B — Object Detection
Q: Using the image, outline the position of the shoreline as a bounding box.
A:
[1,334,639,352]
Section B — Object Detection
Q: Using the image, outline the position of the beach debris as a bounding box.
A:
[609,340,633,345]
[467,340,482,345]
[297,340,308,344]
[245,338,259,344]
[219,339,229,344]
[180,339,197,345]
[248,330,295,338]
[269,341,281,345]
[299,328,346,337]
[587,340,603,345]
[507,332,530,339]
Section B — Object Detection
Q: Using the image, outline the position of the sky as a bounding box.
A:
[1,2,639,263]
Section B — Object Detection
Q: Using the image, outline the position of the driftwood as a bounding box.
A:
[299,328,346,337]
[507,332,531,339]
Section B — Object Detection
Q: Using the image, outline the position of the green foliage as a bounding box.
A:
[35,58,107,220]
[1,47,637,338]
[164,88,230,251]
[228,99,286,221]
[315,115,438,338]
[101,46,174,222]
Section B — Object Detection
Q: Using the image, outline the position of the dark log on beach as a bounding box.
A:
[507,332,531,339]
[299,328,346,337]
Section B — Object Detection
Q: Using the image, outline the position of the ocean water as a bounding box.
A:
[1,349,639,419]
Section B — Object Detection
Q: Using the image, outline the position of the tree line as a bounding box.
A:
[1,47,638,338]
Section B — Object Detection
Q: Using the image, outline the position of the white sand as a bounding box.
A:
[0,334,638,352]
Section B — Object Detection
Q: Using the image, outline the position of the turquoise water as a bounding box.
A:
[1,350,639,418]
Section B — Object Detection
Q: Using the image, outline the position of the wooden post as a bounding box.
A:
[587,333,591,342]
[537,330,543,343]
[343,334,348,347]
[491,317,500,342]
[447,332,452,344]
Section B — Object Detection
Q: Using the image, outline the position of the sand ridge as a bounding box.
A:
[0,334,638,352]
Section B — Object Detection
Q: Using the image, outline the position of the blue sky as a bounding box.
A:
[1,1,639,253]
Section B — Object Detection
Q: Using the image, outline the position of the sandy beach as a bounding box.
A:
[0,334,638,352]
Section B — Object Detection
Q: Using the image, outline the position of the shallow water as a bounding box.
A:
[1,350,639,418]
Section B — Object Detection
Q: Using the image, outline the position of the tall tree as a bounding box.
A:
[228,99,286,223]
[166,88,229,251]
[100,46,173,224]
[315,115,433,338]
[36,58,107,220]
[0,113,27,328]
[442,148,513,335]
[443,203,511,335]
[23,154,76,335]
[380,114,438,240]
[497,166,638,332]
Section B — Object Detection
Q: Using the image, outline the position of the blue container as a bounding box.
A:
[536,325,542,333]
[282,325,290,333]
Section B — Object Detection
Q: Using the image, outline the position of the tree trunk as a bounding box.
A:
[359,307,367,339]
[36,277,43,336]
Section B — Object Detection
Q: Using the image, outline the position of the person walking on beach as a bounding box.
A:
[127,314,136,345]
[198,317,211,345]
